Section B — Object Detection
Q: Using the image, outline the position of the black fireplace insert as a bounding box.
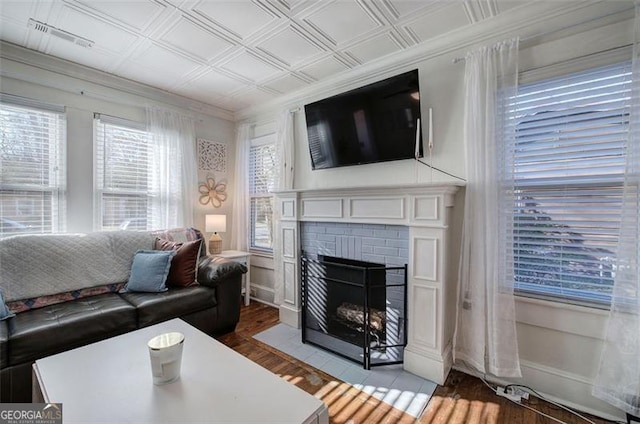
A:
[301,252,407,369]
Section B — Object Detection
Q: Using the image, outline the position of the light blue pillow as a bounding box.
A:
[122,250,176,293]
[0,288,15,321]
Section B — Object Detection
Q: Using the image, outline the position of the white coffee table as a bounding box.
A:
[33,319,328,424]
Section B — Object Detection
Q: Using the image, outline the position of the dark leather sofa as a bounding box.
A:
[0,255,246,403]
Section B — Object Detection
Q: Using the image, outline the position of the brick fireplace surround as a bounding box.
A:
[274,183,462,385]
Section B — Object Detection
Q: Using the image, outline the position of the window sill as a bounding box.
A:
[249,249,273,259]
[515,294,609,314]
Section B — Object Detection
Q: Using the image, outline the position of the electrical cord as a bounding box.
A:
[480,377,568,424]
[468,362,606,424]
[414,158,466,181]
[516,399,569,424]
[480,376,497,393]
[504,384,597,424]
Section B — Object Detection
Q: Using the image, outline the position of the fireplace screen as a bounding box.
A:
[301,253,407,369]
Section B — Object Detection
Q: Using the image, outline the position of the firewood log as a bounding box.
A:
[336,302,385,331]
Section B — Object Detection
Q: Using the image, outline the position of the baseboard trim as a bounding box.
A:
[250,297,278,308]
[279,304,300,328]
[519,360,623,421]
[404,345,449,385]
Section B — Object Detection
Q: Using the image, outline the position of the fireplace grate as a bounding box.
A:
[301,253,407,369]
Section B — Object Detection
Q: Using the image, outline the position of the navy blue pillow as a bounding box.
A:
[122,250,176,293]
[0,288,15,321]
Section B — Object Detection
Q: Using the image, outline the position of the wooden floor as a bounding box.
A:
[218,302,615,424]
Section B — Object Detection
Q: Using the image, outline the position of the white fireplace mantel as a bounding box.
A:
[274,183,463,385]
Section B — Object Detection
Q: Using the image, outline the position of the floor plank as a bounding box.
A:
[218,302,615,424]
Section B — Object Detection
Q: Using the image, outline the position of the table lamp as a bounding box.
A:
[205,214,226,255]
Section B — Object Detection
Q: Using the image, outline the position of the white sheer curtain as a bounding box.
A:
[453,38,522,378]
[230,123,250,251]
[275,109,295,191]
[593,5,640,416]
[146,106,197,229]
[273,109,295,305]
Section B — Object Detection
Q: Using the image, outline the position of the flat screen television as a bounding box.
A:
[304,69,422,170]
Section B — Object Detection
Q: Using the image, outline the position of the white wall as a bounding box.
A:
[0,50,235,244]
[193,121,236,251]
[237,12,634,422]
[292,51,467,190]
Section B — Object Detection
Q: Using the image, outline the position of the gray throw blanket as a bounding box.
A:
[0,231,154,302]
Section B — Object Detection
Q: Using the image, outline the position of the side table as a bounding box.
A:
[211,250,251,306]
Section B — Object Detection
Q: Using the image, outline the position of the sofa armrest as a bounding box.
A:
[197,257,247,335]
[197,257,247,288]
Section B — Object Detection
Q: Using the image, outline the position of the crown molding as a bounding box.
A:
[235,1,633,122]
[0,40,235,122]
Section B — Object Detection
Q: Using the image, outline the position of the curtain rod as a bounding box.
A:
[80,90,204,122]
[452,36,524,64]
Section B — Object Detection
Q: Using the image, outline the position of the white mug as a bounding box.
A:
[147,332,185,385]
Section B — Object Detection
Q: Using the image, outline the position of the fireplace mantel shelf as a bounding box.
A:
[274,182,465,196]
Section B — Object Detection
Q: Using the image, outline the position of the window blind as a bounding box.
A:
[249,142,276,195]
[0,98,66,236]
[94,114,152,231]
[512,60,631,305]
[249,140,276,251]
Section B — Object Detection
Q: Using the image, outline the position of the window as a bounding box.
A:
[0,95,66,236]
[249,134,276,252]
[94,114,153,231]
[512,61,631,305]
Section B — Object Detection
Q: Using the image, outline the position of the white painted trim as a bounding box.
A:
[281,199,296,219]
[275,183,460,392]
[250,254,275,270]
[283,261,297,305]
[251,297,279,308]
[300,198,343,219]
[411,237,439,282]
[279,304,301,329]
[251,283,275,293]
[348,196,405,220]
[521,358,592,386]
[282,227,296,259]
[515,296,608,339]
[250,133,276,147]
[404,345,447,385]
[408,284,438,349]
[250,283,275,295]
[412,196,440,222]
[276,182,463,196]
[452,361,625,422]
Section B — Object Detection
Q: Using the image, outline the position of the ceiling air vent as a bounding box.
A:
[27,18,94,49]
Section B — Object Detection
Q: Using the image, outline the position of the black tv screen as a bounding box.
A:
[304,69,422,170]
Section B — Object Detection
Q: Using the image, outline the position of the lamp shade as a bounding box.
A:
[205,214,226,233]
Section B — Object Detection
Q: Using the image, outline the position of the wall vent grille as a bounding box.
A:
[27,18,94,48]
